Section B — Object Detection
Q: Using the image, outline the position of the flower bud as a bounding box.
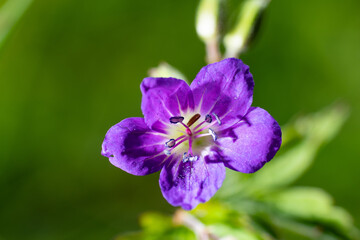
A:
[148,62,187,82]
[196,0,220,42]
[224,0,270,57]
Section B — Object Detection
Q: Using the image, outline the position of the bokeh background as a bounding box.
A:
[1,0,360,239]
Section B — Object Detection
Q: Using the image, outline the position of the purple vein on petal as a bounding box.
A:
[125,143,165,151]
[175,94,184,116]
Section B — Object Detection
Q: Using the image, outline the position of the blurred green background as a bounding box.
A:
[1,0,359,239]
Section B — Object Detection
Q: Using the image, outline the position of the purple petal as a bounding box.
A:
[101,117,169,176]
[141,77,194,130]
[159,156,225,210]
[216,107,282,173]
[190,58,254,129]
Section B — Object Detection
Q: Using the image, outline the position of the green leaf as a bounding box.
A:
[269,217,344,240]
[191,201,275,239]
[243,140,318,196]
[190,201,232,224]
[264,187,337,219]
[140,212,173,234]
[263,187,357,239]
[208,224,261,240]
[137,212,196,240]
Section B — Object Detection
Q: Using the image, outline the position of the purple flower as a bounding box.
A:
[101,58,281,210]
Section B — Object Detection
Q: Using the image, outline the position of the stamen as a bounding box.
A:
[205,114,212,123]
[213,113,221,125]
[194,133,211,139]
[170,116,184,124]
[175,135,186,142]
[193,120,206,131]
[171,138,188,149]
[193,120,217,135]
[209,128,218,141]
[182,153,199,163]
[187,113,201,127]
[182,152,189,162]
[193,113,222,134]
[165,139,175,148]
[164,149,171,156]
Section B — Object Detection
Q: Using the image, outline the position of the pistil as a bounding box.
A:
[188,137,194,155]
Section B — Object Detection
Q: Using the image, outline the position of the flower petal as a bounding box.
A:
[141,77,194,130]
[216,107,282,173]
[159,156,225,210]
[101,117,169,176]
[190,58,254,129]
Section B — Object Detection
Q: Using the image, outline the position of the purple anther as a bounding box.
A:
[205,114,212,123]
[183,153,198,163]
[182,152,189,163]
[165,139,176,148]
[170,116,184,124]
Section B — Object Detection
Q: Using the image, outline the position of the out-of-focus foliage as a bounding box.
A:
[0,0,32,48]
[115,212,196,240]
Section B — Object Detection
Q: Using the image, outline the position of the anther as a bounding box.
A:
[213,113,221,125]
[182,153,199,163]
[170,116,184,124]
[164,149,172,156]
[205,114,212,123]
[187,113,201,127]
[189,155,198,162]
[182,152,189,163]
[165,139,175,148]
[209,128,218,141]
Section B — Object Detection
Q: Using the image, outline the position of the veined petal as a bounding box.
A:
[190,58,254,129]
[141,77,194,130]
[216,107,282,173]
[101,117,169,176]
[159,156,225,210]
